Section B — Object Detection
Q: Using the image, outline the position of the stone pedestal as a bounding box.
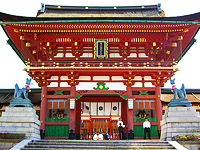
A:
[0,107,40,139]
[160,107,200,141]
[9,98,33,107]
[168,98,192,107]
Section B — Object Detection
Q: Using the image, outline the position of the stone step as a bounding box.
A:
[28,142,172,146]
[22,145,176,150]
[20,140,176,150]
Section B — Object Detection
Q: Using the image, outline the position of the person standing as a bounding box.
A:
[117,117,125,140]
[143,118,151,139]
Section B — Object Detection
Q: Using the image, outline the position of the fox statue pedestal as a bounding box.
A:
[0,107,41,139]
[160,107,200,141]
[0,79,40,139]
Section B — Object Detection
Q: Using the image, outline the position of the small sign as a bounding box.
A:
[70,99,75,109]
[94,39,108,59]
[128,99,133,109]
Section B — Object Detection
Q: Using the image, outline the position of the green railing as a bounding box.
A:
[45,125,69,137]
[46,118,69,122]
[134,118,157,122]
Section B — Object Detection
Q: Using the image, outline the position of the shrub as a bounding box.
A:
[172,134,200,141]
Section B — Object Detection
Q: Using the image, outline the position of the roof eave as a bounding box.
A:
[177,27,200,63]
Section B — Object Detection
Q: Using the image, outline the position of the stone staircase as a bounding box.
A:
[20,140,178,150]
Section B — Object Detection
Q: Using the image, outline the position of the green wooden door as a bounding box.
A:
[45,125,69,137]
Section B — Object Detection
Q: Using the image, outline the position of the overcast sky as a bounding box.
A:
[0,0,199,89]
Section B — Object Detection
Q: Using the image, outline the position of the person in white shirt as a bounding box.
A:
[98,133,104,140]
[143,118,151,139]
[117,117,125,140]
[93,133,98,140]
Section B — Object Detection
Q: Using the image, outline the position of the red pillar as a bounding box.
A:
[155,86,162,136]
[127,85,133,131]
[75,101,81,139]
[69,84,76,138]
[126,85,134,139]
[40,85,47,137]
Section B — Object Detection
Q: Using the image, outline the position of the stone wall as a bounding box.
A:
[0,139,22,150]
[0,107,40,139]
[160,107,200,141]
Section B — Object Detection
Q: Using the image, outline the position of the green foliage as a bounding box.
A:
[0,133,25,139]
[172,134,200,141]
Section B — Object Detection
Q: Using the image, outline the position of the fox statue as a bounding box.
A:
[14,78,31,100]
[170,78,186,99]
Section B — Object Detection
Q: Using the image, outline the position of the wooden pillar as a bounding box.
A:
[126,85,134,139]
[69,84,76,139]
[40,85,47,138]
[75,100,81,139]
[155,86,162,136]
[127,85,133,130]
[127,85,132,99]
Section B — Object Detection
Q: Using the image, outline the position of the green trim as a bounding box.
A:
[93,83,109,90]
[0,20,199,25]
[139,91,149,95]
[54,91,63,95]
[46,117,69,122]
[120,95,127,100]
[134,118,157,122]
[76,95,83,99]
[83,93,119,95]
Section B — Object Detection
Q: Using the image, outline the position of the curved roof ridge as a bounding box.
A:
[43,3,161,10]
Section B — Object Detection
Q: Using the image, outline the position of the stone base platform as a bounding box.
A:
[9,98,33,107]
[0,107,40,140]
[168,98,192,107]
[160,107,200,141]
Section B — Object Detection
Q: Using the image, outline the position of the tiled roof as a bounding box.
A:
[161,93,200,103]
[37,4,164,18]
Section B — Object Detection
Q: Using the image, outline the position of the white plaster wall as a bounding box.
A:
[60,76,69,80]
[144,76,152,80]
[54,53,64,58]
[91,102,97,115]
[105,82,126,90]
[65,53,75,57]
[93,76,109,81]
[77,76,91,80]
[48,76,59,80]
[144,82,155,87]
[81,102,121,116]
[133,76,142,80]
[128,53,137,58]
[109,53,122,58]
[138,53,146,57]
[76,82,98,90]
[105,102,111,115]
[48,82,58,87]
[111,102,120,116]
[112,76,125,81]
[80,53,93,58]
[132,82,143,87]
[60,82,70,87]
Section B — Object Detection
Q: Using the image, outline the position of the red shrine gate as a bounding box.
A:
[0,4,200,139]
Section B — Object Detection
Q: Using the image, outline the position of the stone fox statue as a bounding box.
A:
[14,78,31,99]
[170,78,186,99]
